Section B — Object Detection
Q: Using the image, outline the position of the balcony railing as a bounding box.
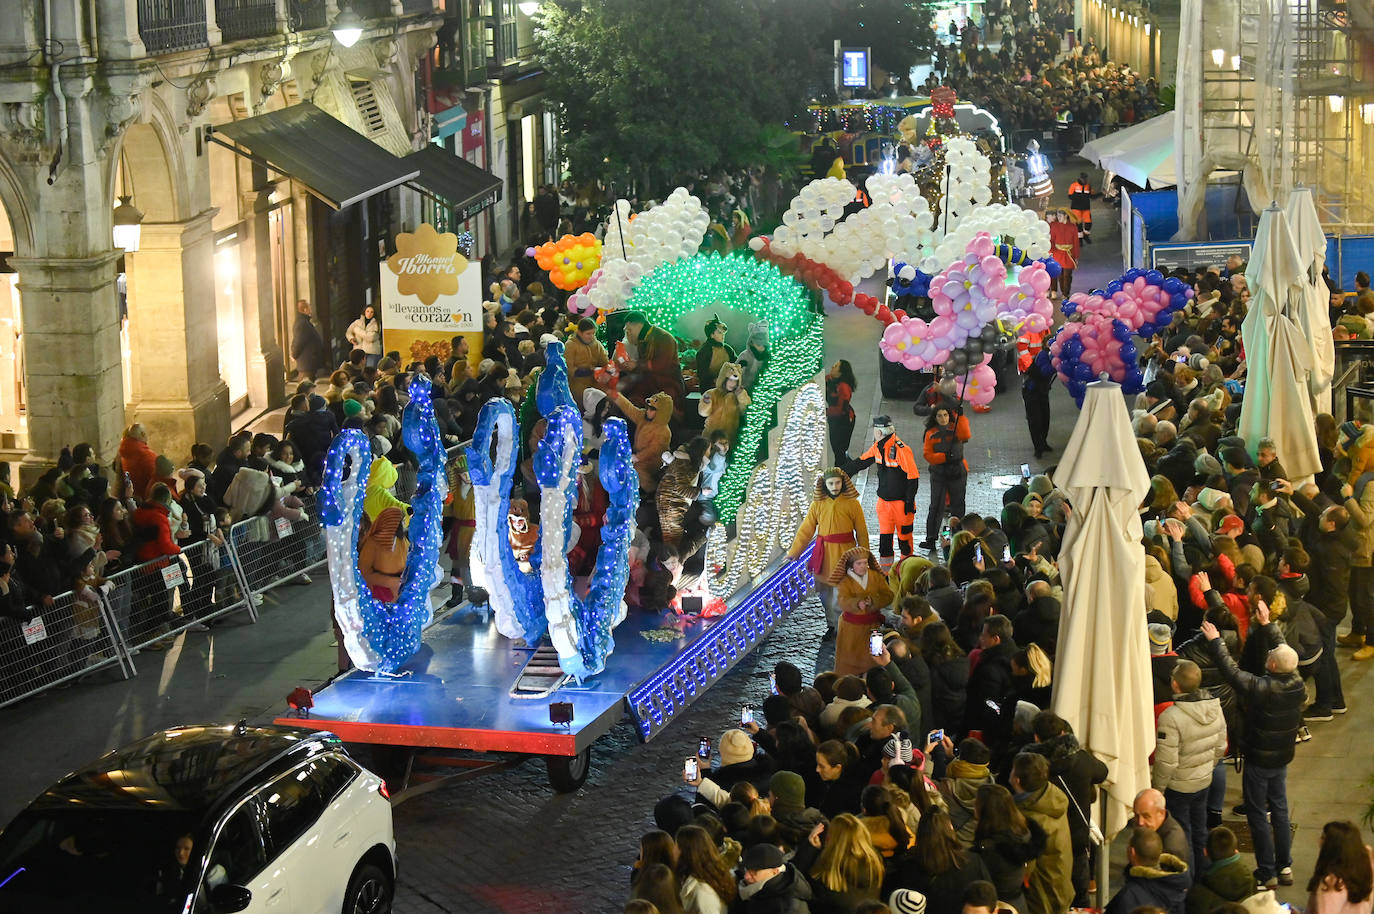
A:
[351,0,395,18]
[287,0,327,29]
[400,0,435,12]
[216,0,280,41]
[137,0,210,54]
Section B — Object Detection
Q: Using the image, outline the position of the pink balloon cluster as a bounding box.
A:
[880,313,960,371]
[567,272,600,317]
[932,233,1007,335]
[1065,274,1176,333]
[997,263,1055,333]
[954,355,998,409]
[1048,320,1132,385]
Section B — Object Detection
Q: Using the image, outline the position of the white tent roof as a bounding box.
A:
[1079,112,1177,189]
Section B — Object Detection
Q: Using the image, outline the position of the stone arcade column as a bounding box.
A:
[124,209,231,460]
[10,252,126,482]
[239,163,286,410]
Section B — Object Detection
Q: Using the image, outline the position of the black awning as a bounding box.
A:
[403,146,503,221]
[211,103,419,210]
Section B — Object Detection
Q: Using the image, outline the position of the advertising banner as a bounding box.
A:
[380,223,483,368]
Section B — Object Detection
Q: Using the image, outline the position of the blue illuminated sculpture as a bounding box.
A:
[319,373,449,673]
[468,341,639,682]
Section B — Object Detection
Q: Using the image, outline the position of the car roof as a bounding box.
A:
[25,723,341,816]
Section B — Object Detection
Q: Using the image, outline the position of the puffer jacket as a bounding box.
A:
[1246,578,1322,672]
[1016,782,1075,914]
[1175,632,1243,751]
[1152,689,1227,794]
[1024,732,1108,855]
[975,818,1047,910]
[1293,488,1359,621]
[940,762,995,844]
[1104,854,1192,914]
[1206,622,1306,768]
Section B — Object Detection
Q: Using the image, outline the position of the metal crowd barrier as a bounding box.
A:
[0,441,483,711]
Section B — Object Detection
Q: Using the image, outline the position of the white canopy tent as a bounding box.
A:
[1238,206,1323,479]
[1051,381,1154,846]
[1284,187,1336,414]
[1079,111,1178,189]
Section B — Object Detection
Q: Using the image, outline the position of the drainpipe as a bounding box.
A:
[45,0,69,185]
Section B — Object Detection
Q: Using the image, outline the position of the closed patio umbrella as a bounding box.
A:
[1051,380,1154,843]
[1238,205,1322,479]
[1283,187,1336,414]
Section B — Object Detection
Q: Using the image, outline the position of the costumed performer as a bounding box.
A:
[610,389,675,493]
[694,315,735,389]
[618,312,684,408]
[787,468,869,640]
[834,547,895,676]
[700,363,752,442]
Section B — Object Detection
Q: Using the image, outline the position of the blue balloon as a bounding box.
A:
[1106,280,1124,295]
[1063,337,1085,359]
[1137,322,1156,337]
[1170,292,1188,310]
[1041,257,1062,278]
[1162,276,1186,294]
[1073,361,1095,382]
[1120,341,1138,363]
[1145,269,1165,285]
[1090,288,1106,298]
[1067,379,1086,404]
[1061,301,1077,318]
[1113,320,1133,343]
[1124,268,1143,282]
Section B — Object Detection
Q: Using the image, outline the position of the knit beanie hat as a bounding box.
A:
[889,889,929,914]
[1028,474,1054,497]
[1148,623,1173,654]
[154,455,174,477]
[769,770,806,809]
[741,843,784,872]
[883,732,914,765]
[343,398,364,417]
[308,394,327,412]
[719,729,755,767]
[1194,453,1223,478]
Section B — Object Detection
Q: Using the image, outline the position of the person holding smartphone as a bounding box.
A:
[834,548,895,677]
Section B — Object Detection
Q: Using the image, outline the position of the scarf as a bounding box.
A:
[848,570,870,588]
[946,759,990,780]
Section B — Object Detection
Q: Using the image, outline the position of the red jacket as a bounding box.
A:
[118,436,159,500]
[132,503,182,562]
[1187,553,1249,638]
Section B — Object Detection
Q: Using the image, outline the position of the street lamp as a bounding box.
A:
[112,195,144,253]
[1211,48,1226,67]
[332,3,364,47]
[518,1,540,14]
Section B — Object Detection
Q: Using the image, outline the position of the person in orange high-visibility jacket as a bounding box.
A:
[921,404,972,549]
[844,416,920,567]
[1067,172,1095,243]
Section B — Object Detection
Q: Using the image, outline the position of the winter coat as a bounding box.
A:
[923,414,973,478]
[131,503,182,561]
[1344,473,1374,566]
[345,316,381,355]
[787,472,869,586]
[1185,854,1255,914]
[845,433,921,507]
[1016,782,1075,914]
[1245,581,1322,673]
[738,863,813,914]
[927,654,969,732]
[1174,633,1243,752]
[291,312,327,377]
[1105,853,1192,914]
[117,435,159,501]
[563,335,608,403]
[1293,488,1359,621]
[1024,733,1109,856]
[1145,554,1179,620]
[940,761,996,844]
[976,818,1048,912]
[891,853,991,914]
[927,584,964,624]
[681,874,728,914]
[966,640,1018,739]
[611,390,674,492]
[1206,622,1306,768]
[1015,595,1061,658]
[1152,689,1227,794]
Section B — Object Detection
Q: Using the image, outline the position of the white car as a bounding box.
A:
[0,722,396,914]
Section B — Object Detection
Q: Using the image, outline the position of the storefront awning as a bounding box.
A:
[211,103,419,210]
[403,146,503,221]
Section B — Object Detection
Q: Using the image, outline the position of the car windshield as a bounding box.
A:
[0,807,202,914]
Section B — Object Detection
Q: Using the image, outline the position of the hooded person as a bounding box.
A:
[737,321,771,390]
[1010,752,1075,914]
[1145,552,1179,621]
[766,770,827,848]
[845,416,921,568]
[1104,829,1192,914]
[1023,713,1109,906]
[834,547,896,676]
[787,468,869,638]
[700,362,752,442]
[363,457,409,528]
[610,389,675,493]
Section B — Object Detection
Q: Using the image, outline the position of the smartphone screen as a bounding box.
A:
[684,757,698,780]
[928,728,944,745]
[869,631,883,656]
[698,737,712,759]
[1002,544,1012,563]
[1020,463,1031,478]
[769,672,778,695]
[975,543,983,564]
[741,704,754,726]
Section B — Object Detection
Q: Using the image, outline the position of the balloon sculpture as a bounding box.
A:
[319,374,448,674]
[1048,268,1195,405]
[534,233,603,291]
[878,233,1055,407]
[466,342,639,682]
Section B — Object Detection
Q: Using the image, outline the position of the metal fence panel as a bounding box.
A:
[108,536,258,654]
[0,588,133,709]
[229,499,327,598]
